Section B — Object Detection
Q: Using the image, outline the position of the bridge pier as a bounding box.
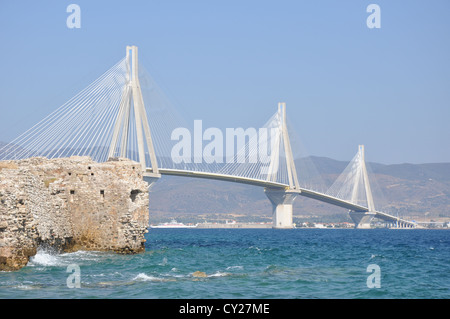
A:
[349,211,376,229]
[264,189,298,229]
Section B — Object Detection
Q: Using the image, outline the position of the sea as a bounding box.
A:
[0,228,449,299]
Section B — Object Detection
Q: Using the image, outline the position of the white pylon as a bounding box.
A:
[348,145,376,228]
[357,145,375,212]
[264,103,300,229]
[108,46,159,175]
[265,103,299,189]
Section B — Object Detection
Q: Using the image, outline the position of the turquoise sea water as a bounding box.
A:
[0,229,449,299]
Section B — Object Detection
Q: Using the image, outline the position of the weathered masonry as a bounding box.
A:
[0,156,149,271]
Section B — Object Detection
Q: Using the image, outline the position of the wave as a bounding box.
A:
[133,273,167,282]
[131,270,233,282]
[207,271,231,277]
[226,265,244,270]
[27,249,108,268]
[28,250,66,267]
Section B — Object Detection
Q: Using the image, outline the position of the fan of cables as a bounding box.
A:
[0,57,129,163]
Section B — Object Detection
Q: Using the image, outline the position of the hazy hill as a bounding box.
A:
[148,157,450,222]
[1,140,448,223]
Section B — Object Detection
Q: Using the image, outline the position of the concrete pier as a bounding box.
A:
[349,211,376,229]
[265,189,298,229]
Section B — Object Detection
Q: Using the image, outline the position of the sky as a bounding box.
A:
[0,0,449,165]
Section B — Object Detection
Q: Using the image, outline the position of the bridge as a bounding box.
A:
[0,46,418,229]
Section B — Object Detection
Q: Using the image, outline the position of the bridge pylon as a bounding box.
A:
[264,103,299,229]
[348,145,376,228]
[108,46,160,183]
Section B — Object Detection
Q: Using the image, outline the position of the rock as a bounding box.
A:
[192,271,207,278]
[0,156,150,271]
[0,221,7,230]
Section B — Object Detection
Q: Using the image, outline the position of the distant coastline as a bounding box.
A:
[149,219,450,229]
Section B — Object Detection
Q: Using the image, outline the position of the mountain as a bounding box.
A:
[1,141,447,223]
[148,157,450,223]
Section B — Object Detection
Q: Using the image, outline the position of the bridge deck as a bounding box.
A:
[148,168,289,189]
[295,188,368,212]
[149,168,369,211]
[147,167,417,227]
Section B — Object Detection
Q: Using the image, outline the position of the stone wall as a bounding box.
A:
[0,157,150,271]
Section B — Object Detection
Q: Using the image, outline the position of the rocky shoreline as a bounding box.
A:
[0,157,150,271]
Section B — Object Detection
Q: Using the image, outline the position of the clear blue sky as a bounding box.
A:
[0,0,449,164]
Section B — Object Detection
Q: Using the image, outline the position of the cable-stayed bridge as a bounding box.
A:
[0,46,418,229]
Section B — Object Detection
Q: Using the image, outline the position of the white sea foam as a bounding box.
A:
[164,273,187,278]
[60,250,106,262]
[28,250,65,267]
[208,271,231,277]
[248,246,262,253]
[132,270,230,282]
[133,273,165,282]
[13,283,37,290]
[226,265,244,270]
[27,249,106,268]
